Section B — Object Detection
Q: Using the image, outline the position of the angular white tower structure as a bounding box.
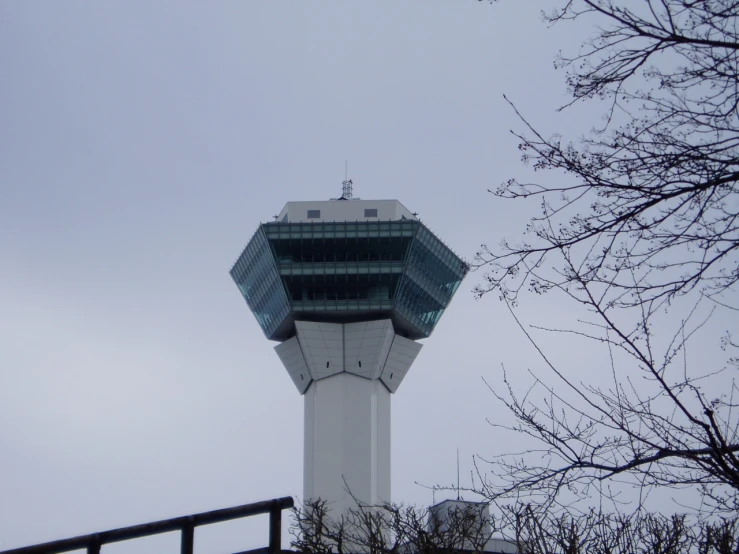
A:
[231,195,467,516]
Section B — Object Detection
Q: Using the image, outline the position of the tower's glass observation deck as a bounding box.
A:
[230,199,468,342]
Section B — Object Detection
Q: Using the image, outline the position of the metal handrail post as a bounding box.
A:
[269,507,282,554]
[87,536,100,554]
[181,517,195,554]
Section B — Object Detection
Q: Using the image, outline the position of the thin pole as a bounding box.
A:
[87,537,100,554]
[181,518,195,554]
[457,449,460,500]
[269,508,282,554]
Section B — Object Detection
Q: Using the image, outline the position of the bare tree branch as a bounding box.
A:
[470,0,739,515]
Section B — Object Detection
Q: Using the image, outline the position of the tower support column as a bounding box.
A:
[304,372,391,513]
[273,319,423,516]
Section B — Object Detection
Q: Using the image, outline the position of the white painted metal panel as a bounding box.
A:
[296,321,344,380]
[380,335,423,393]
[344,320,395,379]
[274,336,312,394]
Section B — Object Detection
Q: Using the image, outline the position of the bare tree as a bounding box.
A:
[290,501,739,554]
[291,500,500,554]
[505,507,738,554]
[473,1,739,514]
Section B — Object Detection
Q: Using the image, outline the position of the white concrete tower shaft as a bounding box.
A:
[304,374,391,511]
[274,319,422,514]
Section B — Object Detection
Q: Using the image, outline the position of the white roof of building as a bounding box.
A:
[276,199,417,223]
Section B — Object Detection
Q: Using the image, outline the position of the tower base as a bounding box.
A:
[304,372,391,513]
[273,319,423,516]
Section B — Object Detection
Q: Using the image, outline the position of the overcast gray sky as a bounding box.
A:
[3,2,728,553]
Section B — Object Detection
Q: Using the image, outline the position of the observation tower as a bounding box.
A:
[230,183,468,515]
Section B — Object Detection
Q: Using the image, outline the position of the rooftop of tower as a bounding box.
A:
[275,198,418,224]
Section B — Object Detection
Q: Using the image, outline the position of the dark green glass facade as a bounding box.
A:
[230,220,467,341]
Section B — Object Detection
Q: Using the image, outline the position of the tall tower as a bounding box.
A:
[230,194,467,515]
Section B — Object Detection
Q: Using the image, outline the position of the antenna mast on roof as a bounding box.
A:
[457,449,460,500]
[341,160,353,200]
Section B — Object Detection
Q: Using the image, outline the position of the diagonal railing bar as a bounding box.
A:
[0,496,294,554]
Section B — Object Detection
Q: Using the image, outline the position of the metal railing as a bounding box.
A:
[0,496,294,554]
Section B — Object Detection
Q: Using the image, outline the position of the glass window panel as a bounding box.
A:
[232,220,466,340]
